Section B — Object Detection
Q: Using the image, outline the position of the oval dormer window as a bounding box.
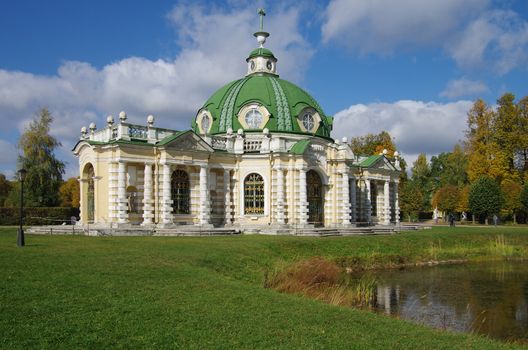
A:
[266,60,273,71]
[245,108,263,129]
[302,112,315,131]
[250,61,256,71]
[201,113,211,133]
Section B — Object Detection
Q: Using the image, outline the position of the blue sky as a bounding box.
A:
[1,0,527,178]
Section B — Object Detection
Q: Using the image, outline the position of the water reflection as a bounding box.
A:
[367,262,528,342]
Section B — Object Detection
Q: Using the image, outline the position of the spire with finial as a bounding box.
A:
[254,8,269,48]
[246,8,277,76]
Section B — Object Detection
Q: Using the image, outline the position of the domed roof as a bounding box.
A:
[192,75,333,139]
[191,9,333,139]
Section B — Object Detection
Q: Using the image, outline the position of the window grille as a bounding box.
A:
[244,173,264,215]
[171,170,190,214]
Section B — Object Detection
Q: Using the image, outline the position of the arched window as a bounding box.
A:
[244,173,264,215]
[171,170,190,214]
[86,164,95,222]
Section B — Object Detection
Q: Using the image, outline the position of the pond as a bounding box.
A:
[368,261,528,342]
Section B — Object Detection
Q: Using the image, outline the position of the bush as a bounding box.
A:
[0,207,79,226]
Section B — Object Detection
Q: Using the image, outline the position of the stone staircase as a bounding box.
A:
[27,223,419,237]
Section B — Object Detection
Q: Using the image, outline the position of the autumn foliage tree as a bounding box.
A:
[501,180,523,224]
[432,185,460,215]
[399,182,423,222]
[59,178,80,208]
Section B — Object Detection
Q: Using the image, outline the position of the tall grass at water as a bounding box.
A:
[489,235,515,257]
[265,256,378,308]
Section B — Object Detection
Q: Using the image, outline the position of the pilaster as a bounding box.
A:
[117,161,128,224]
[161,163,173,225]
[224,169,232,225]
[383,179,391,225]
[198,165,211,226]
[141,163,154,226]
[297,167,308,226]
[341,171,351,226]
[350,177,357,223]
[274,166,285,225]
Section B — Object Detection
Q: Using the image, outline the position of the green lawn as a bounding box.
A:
[1,226,527,349]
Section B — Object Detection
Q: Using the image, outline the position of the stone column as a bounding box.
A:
[394,180,400,225]
[274,166,285,225]
[117,161,128,224]
[350,177,357,223]
[298,167,308,225]
[199,165,211,225]
[224,169,232,225]
[341,172,351,226]
[161,163,173,225]
[364,178,371,224]
[383,179,391,225]
[142,163,154,226]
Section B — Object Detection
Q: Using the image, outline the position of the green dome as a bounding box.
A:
[247,48,275,60]
[192,75,333,139]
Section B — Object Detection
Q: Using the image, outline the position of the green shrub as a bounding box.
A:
[0,207,79,225]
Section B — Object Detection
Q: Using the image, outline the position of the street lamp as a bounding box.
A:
[17,168,27,247]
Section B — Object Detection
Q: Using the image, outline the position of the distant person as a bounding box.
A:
[461,212,467,222]
[449,213,455,227]
[493,214,498,226]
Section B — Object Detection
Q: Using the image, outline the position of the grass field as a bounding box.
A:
[1,226,528,349]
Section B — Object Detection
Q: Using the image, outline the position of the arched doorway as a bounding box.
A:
[307,170,324,226]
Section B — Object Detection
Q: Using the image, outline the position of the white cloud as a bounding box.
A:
[0,3,313,177]
[322,0,488,54]
[322,1,528,74]
[332,100,473,160]
[440,78,488,98]
[447,10,528,74]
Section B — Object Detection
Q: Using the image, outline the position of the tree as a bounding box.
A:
[501,180,523,224]
[350,131,396,157]
[18,108,65,206]
[430,144,468,190]
[399,182,423,222]
[410,153,432,211]
[457,185,470,214]
[59,178,80,208]
[432,185,460,215]
[469,176,504,224]
[521,184,528,213]
[349,130,407,182]
[0,173,11,206]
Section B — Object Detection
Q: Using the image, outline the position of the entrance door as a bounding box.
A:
[307,170,324,226]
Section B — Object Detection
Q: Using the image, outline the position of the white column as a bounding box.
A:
[117,161,128,224]
[142,163,154,225]
[275,167,285,225]
[298,167,308,225]
[394,180,400,225]
[350,177,357,223]
[364,178,371,224]
[383,179,391,225]
[341,172,351,226]
[161,164,173,225]
[224,169,232,225]
[199,165,211,225]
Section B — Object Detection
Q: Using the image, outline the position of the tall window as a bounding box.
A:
[244,173,264,214]
[171,170,190,214]
[86,165,95,222]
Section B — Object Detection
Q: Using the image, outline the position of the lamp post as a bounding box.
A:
[17,168,27,247]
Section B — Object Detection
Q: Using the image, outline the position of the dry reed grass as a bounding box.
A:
[265,256,377,308]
